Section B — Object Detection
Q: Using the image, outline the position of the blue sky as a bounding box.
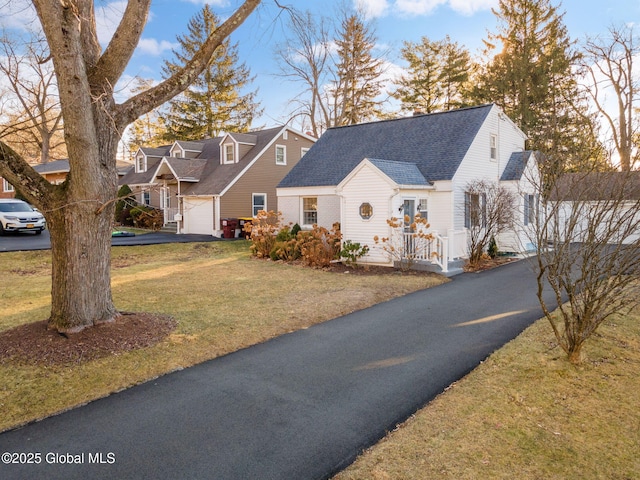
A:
[2,0,640,128]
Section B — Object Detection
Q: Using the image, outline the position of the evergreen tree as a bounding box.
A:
[475,0,604,170]
[331,11,384,126]
[393,35,472,114]
[161,5,261,141]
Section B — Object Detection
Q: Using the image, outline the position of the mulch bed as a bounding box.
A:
[0,312,176,366]
[463,256,518,272]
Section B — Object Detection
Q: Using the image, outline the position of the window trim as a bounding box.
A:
[465,192,486,229]
[136,154,146,173]
[252,193,266,217]
[524,193,537,226]
[223,143,235,164]
[490,134,497,161]
[359,202,373,220]
[275,144,287,165]
[301,147,310,158]
[302,197,318,226]
[2,178,14,193]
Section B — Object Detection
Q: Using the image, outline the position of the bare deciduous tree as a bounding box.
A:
[0,31,66,164]
[464,179,518,267]
[533,170,640,364]
[582,24,639,171]
[0,0,261,334]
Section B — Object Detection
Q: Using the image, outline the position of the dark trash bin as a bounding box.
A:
[222,218,238,238]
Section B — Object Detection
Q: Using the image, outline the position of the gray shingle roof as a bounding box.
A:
[32,159,70,174]
[141,146,171,157]
[162,157,208,181]
[367,158,428,186]
[278,104,494,188]
[174,141,205,152]
[182,126,284,196]
[501,150,534,181]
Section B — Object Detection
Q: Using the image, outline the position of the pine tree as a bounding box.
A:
[331,11,384,126]
[475,0,604,170]
[393,35,472,114]
[161,5,261,141]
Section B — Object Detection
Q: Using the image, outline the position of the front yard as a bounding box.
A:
[0,240,444,432]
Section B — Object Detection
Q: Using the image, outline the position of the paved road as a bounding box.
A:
[0,259,551,480]
[0,230,222,252]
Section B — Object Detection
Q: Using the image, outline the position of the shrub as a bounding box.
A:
[115,185,133,224]
[488,236,498,259]
[298,223,342,268]
[340,240,370,267]
[270,239,301,262]
[248,210,282,258]
[130,206,164,230]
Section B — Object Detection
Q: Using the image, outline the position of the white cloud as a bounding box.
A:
[355,0,390,19]
[136,38,177,56]
[356,0,497,18]
[395,0,447,16]
[448,0,498,16]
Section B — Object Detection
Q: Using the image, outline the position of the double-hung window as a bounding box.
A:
[224,144,235,164]
[524,194,537,226]
[275,145,286,165]
[302,197,317,226]
[252,194,266,216]
[465,192,486,228]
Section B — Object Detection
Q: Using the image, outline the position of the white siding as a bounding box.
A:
[451,105,527,231]
[277,186,340,229]
[340,163,396,265]
[182,197,215,235]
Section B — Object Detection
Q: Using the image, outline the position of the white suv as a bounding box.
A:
[0,199,46,235]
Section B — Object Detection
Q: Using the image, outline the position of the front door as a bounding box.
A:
[402,199,415,231]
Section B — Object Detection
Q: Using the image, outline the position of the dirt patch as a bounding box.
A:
[0,312,176,366]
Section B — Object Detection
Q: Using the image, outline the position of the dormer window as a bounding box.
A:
[136,154,146,173]
[490,134,497,161]
[224,144,235,164]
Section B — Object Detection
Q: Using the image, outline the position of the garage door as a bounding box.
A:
[183,197,214,235]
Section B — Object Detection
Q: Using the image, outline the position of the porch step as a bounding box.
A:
[159,223,177,234]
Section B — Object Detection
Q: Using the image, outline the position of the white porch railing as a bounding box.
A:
[402,231,449,272]
[447,229,468,260]
[163,207,179,225]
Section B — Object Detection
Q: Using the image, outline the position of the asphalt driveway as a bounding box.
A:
[0,259,551,480]
[0,230,221,252]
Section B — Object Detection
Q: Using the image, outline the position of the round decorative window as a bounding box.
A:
[359,202,373,220]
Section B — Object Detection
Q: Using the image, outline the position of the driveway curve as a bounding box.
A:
[0,258,551,480]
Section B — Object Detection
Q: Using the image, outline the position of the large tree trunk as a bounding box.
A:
[46,109,121,333]
[48,197,118,333]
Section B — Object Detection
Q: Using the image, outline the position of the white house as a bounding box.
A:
[277,104,540,273]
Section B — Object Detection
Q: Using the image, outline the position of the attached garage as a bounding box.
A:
[182,197,216,235]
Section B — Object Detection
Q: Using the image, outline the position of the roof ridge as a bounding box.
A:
[325,104,495,132]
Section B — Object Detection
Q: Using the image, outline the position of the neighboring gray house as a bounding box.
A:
[120,126,316,235]
[277,104,539,272]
